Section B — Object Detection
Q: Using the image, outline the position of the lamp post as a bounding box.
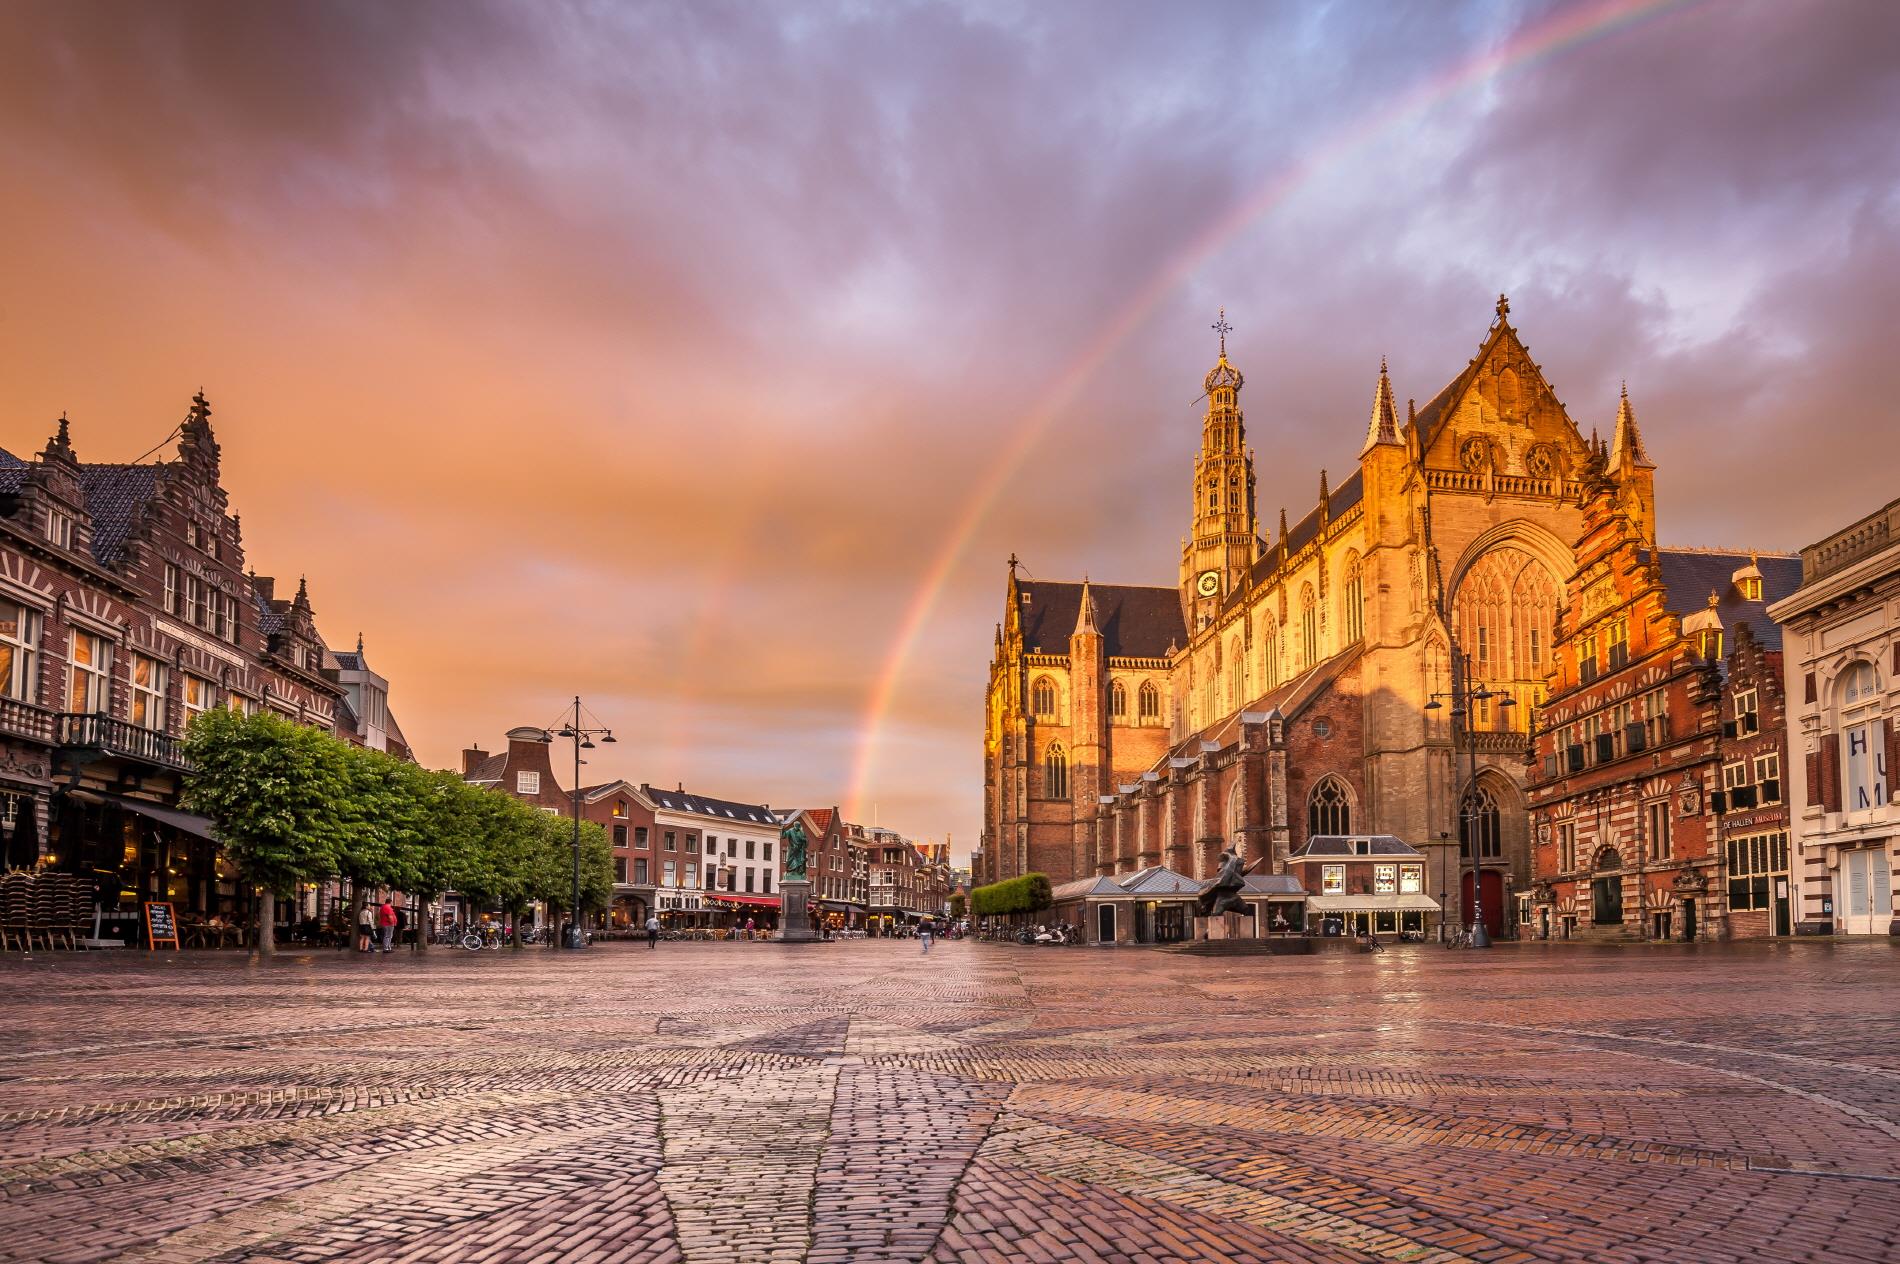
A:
[1426,645,1513,949]
[543,696,615,950]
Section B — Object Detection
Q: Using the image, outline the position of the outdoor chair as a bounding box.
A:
[55,874,89,948]
[0,871,35,952]
[32,875,72,950]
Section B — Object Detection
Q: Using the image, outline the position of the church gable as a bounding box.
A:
[1414,298,1592,487]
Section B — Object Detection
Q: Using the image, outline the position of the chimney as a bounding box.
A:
[461,746,489,775]
[253,575,276,604]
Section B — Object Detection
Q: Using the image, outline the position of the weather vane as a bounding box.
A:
[1212,308,1232,357]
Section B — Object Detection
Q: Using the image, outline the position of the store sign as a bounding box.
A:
[145,901,180,951]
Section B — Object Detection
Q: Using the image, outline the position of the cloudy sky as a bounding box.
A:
[2,0,1895,857]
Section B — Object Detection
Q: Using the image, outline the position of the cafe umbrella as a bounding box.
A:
[3,800,35,870]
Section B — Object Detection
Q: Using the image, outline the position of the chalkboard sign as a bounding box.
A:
[145,901,179,951]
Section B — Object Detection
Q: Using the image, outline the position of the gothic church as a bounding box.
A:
[978,297,1768,927]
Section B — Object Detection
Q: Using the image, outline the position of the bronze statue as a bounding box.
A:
[781,819,809,880]
[1197,848,1255,919]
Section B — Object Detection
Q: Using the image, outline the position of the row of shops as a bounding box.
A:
[604,884,933,935]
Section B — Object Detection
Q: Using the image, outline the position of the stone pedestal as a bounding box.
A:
[1196,911,1248,941]
[778,879,821,943]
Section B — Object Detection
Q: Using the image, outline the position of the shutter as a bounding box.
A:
[1626,723,1647,754]
[1595,733,1616,764]
[1884,718,1897,805]
[1764,778,1782,803]
[1722,720,1738,739]
[1820,734,1842,813]
[1567,744,1585,772]
[1711,789,1727,814]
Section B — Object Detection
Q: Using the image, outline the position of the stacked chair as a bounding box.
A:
[1,871,95,951]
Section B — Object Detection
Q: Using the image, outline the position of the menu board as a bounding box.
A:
[145,901,179,951]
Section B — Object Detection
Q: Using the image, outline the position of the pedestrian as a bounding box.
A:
[377,897,398,953]
[745,916,755,941]
[355,899,375,953]
[919,915,934,955]
[398,903,417,953]
[645,914,660,949]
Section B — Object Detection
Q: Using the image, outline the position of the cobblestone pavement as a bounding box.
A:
[1,939,1897,1263]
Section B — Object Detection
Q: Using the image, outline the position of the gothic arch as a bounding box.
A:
[1450,541,1562,732]
[1340,550,1364,645]
[1138,680,1161,724]
[1030,675,1058,719]
[1444,520,1573,608]
[1259,611,1280,692]
[1043,741,1069,800]
[1226,778,1245,845]
[1109,678,1127,721]
[1307,775,1354,837]
[1300,583,1319,667]
[1228,635,1245,710]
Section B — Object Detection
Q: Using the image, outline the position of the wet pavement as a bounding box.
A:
[0,937,1896,1263]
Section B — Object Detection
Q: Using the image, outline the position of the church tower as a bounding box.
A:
[1181,310,1258,632]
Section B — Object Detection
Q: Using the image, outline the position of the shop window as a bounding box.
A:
[1374,864,1397,894]
[1321,864,1344,894]
[1399,863,1423,894]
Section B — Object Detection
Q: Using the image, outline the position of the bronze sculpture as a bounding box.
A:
[781,819,809,880]
[1197,848,1254,919]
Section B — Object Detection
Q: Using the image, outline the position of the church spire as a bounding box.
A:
[1073,576,1099,636]
[1607,381,1654,471]
[1361,356,1400,455]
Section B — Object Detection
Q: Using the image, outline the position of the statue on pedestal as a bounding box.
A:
[782,819,809,880]
[1197,848,1253,919]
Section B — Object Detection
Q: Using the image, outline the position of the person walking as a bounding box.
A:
[645,914,660,949]
[377,897,398,954]
[919,915,935,955]
[355,899,375,954]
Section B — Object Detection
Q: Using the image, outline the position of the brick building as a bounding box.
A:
[576,779,651,931]
[1288,835,1435,937]
[1525,422,1799,941]
[0,395,403,935]
[785,806,865,931]
[629,784,780,930]
[1769,495,1900,936]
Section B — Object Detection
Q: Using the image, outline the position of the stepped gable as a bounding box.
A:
[1017,579,1182,658]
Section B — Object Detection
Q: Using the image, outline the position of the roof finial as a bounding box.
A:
[1007,552,1019,576]
[356,631,365,655]
[56,411,70,446]
[1496,292,1510,322]
[1212,307,1232,358]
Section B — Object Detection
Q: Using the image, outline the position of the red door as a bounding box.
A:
[1460,870,1506,937]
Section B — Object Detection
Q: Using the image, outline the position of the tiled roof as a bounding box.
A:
[1242,873,1307,895]
[1291,834,1424,859]
[76,463,161,566]
[806,807,835,832]
[1018,580,1183,659]
[646,787,776,826]
[253,590,286,637]
[463,753,508,784]
[332,652,364,671]
[1655,548,1802,652]
[1050,875,1124,901]
[1116,866,1202,896]
[0,448,28,496]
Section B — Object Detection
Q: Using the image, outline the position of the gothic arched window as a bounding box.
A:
[1044,742,1069,800]
[1227,779,1245,843]
[1460,785,1501,859]
[1308,776,1351,837]
[1031,676,1057,719]
[1138,681,1161,723]
[1228,636,1245,709]
[1260,615,1279,691]
[1109,679,1127,720]
[1454,546,1559,733]
[1342,552,1364,645]
[1301,584,1319,666]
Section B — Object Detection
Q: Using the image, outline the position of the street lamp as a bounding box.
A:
[542,696,615,950]
[1425,645,1514,949]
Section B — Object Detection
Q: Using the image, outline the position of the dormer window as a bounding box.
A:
[46,509,73,550]
[517,771,540,795]
[1699,629,1724,660]
[1738,576,1761,601]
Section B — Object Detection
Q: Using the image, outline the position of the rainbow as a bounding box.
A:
[845,0,1706,828]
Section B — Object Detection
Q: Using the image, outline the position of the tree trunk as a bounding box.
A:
[415,893,430,953]
[253,887,276,960]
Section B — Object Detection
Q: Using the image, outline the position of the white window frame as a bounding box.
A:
[130,653,167,731]
[1399,863,1423,894]
[182,674,213,725]
[67,630,112,714]
[46,508,73,550]
[1320,863,1344,895]
[1374,863,1397,895]
[0,601,40,703]
[516,771,540,795]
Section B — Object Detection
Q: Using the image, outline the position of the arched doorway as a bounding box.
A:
[1591,847,1623,925]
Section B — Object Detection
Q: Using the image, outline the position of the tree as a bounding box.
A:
[181,709,349,959]
[528,813,612,947]
[948,892,967,919]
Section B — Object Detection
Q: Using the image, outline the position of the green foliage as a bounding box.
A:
[970,872,1053,917]
[183,711,612,923]
[948,893,967,919]
[182,708,347,897]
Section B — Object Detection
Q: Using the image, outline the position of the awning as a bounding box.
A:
[706,893,781,908]
[1306,893,1441,913]
[73,790,218,842]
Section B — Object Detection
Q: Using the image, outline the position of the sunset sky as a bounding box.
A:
[3,1,1896,859]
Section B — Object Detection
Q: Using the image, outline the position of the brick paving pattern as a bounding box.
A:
[0,940,1896,1263]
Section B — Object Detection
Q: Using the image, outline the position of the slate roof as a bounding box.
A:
[1017,580,1183,659]
[76,463,161,566]
[1249,470,1364,590]
[332,651,364,672]
[1049,875,1124,901]
[1654,547,1802,651]
[1291,834,1424,859]
[1116,866,1203,896]
[0,448,28,496]
[645,787,777,826]
[253,590,286,637]
[1242,873,1307,896]
[463,753,508,784]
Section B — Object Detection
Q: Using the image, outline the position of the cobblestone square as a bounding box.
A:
[1,940,1896,1264]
